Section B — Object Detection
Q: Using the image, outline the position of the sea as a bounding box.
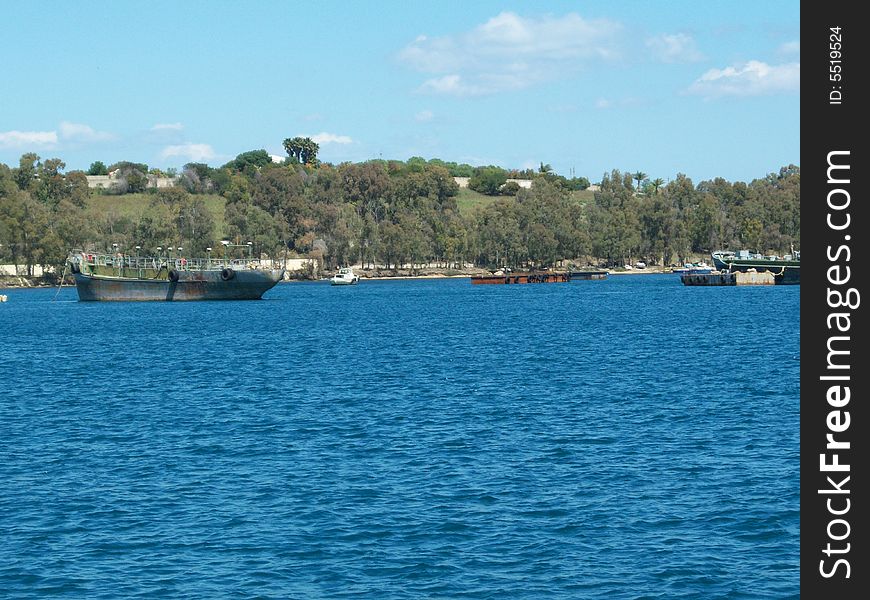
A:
[0,274,799,598]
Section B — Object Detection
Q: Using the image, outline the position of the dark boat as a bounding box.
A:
[569,270,608,280]
[711,249,800,285]
[471,270,571,284]
[67,250,284,301]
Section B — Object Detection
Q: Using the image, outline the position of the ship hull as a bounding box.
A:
[569,270,608,280]
[471,272,571,284]
[710,255,799,285]
[73,269,284,301]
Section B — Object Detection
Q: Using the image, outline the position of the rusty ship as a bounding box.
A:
[471,269,571,284]
[67,249,284,301]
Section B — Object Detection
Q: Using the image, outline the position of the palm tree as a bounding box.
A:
[651,178,665,194]
[633,171,647,193]
[539,162,553,174]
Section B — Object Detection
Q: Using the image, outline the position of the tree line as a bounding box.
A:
[1,146,799,279]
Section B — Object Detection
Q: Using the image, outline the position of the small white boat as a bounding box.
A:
[672,261,713,275]
[330,267,359,286]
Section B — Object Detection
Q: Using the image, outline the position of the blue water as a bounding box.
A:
[0,275,799,598]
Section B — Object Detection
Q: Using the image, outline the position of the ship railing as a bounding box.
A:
[76,252,271,271]
[78,253,164,270]
[166,257,271,271]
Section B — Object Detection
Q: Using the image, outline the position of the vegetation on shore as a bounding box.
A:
[1,145,800,281]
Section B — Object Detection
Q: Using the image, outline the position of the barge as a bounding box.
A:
[681,270,775,286]
[711,249,799,285]
[569,270,608,280]
[471,271,571,284]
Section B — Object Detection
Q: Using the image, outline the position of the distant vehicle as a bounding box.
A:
[330,267,360,285]
[635,261,646,269]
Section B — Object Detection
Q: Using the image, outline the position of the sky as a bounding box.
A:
[0,1,799,184]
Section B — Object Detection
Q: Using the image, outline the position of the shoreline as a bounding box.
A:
[328,267,674,281]
[2,267,678,289]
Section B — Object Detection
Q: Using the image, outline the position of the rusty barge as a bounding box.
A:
[471,271,571,284]
[67,250,284,301]
[569,270,608,280]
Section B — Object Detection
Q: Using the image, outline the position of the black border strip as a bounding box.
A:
[801,3,867,595]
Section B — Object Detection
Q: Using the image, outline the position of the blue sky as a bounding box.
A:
[1,1,799,183]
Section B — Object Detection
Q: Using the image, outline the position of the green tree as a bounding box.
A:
[282,136,320,166]
[468,166,508,196]
[175,196,216,252]
[14,153,40,191]
[339,161,391,222]
[88,161,109,175]
[566,176,590,190]
[179,162,215,194]
[633,171,647,193]
[133,202,176,251]
[0,188,49,276]
[225,149,273,173]
[66,171,90,208]
[690,194,722,252]
[33,158,67,207]
[740,217,764,251]
[251,166,308,252]
[109,161,149,194]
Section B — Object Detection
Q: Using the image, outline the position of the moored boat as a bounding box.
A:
[67,250,284,301]
[711,249,800,284]
[330,267,359,285]
[471,270,571,284]
[569,270,608,280]
[671,262,713,275]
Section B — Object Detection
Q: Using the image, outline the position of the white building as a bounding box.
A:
[86,172,178,190]
[452,176,533,189]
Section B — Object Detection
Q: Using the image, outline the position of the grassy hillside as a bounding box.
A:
[455,187,499,215]
[570,189,595,204]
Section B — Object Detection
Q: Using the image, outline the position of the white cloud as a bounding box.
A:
[1,121,113,150]
[646,33,703,63]
[778,40,800,56]
[594,97,644,110]
[0,130,57,149]
[151,122,184,131]
[146,123,185,144]
[307,132,353,145]
[418,75,481,95]
[59,121,115,142]
[399,11,623,96]
[415,109,434,122]
[159,143,216,162]
[686,60,800,98]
